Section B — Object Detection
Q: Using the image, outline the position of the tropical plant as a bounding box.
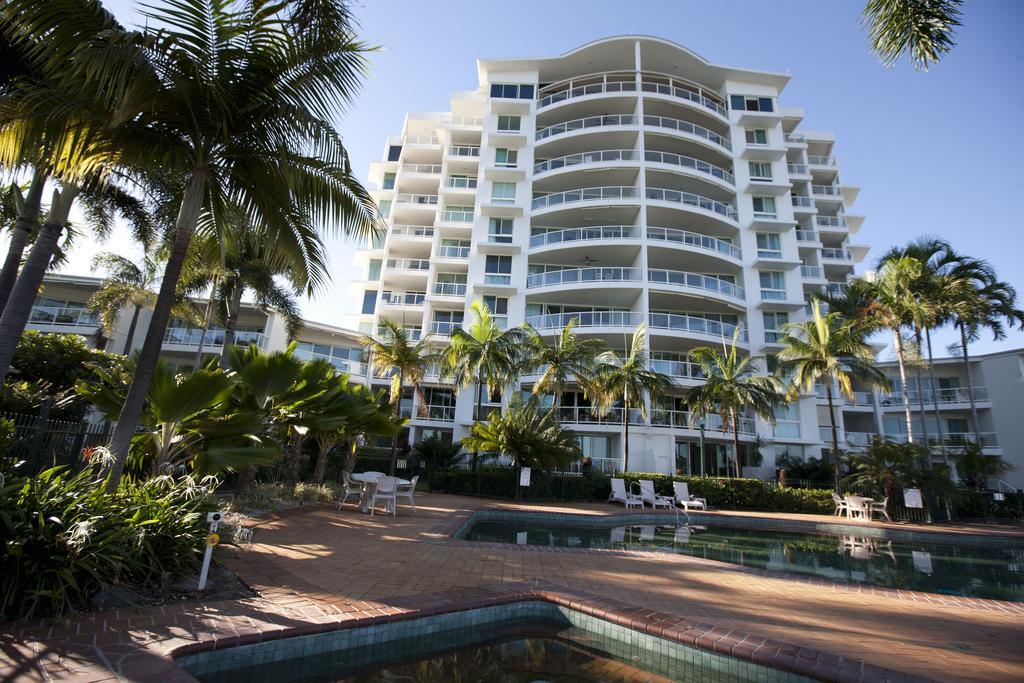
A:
[954,443,1012,491]
[777,301,889,487]
[461,396,582,471]
[0,173,46,313]
[527,319,605,407]
[592,325,670,473]
[411,434,463,470]
[844,437,927,500]
[862,0,963,70]
[445,300,532,471]
[686,329,784,479]
[362,318,438,475]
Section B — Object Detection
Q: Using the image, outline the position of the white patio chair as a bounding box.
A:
[672,482,707,511]
[395,475,419,513]
[870,497,891,522]
[608,478,643,509]
[336,471,361,509]
[832,492,850,517]
[369,475,398,517]
[639,480,674,509]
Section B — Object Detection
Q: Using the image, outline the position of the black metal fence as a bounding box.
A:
[0,408,111,476]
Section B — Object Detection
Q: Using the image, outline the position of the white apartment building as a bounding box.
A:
[357,36,868,477]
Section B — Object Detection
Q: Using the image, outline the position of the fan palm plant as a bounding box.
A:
[462,395,582,471]
[362,318,438,475]
[777,301,889,487]
[592,325,670,473]
[444,300,532,472]
[862,0,963,70]
[527,319,605,408]
[686,329,784,478]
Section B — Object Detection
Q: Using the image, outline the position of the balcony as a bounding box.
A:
[445,144,480,158]
[795,229,818,243]
[440,207,474,224]
[526,266,642,289]
[380,291,425,307]
[531,185,638,211]
[815,216,846,229]
[437,114,483,127]
[646,227,741,260]
[436,244,470,259]
[784,133,806,144]
[400,163,441,175]
[390,224,434,240]
[857,431,999,450]
[645,187,737,222]
[428,320,462,336]
[431,281,467,298]
[642,115,732,152]
[648,312,747,342]
[759,288,788,301]
[807,155,837,167]
[639,77,728,118]
[404,136,438,145]
[791,195,814,208]
[385,257,430,272]
[28,305,99,328]
[163,327,266,349]
[880,387,990,406]
[647,269,745,300]
[649,358,704,381]
[526,310,642,330]
[643,150,734,185]
[376,326,422,341]
[800,265,824,279]
[417,404,455,422]
[529,225,639,249]
[293,349,367,377]
[811,184,843,200]
[443,176,478,190]
[787,163,809,175]
[533,149,638,175]
[535,114,637,142]
[650,409,756,436]
[395,193,438,206]
[821,247,852,261]
[537,78,638,109]
[557,405,645,426]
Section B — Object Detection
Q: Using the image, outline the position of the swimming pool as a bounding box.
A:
[460,513,1024,602]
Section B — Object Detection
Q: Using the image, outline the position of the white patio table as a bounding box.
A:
[350,472,411,514]
[845,495,874,521]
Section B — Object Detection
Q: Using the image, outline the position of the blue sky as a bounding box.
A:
[70,0,1024,356]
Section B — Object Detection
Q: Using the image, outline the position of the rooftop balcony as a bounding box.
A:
[526,310,642,331]
[648,312,747,342]
[529,225,639,249]
[535,114,637,142]
[531,185,638,211]
[643,150,734,185]
[647,268,745,301]
[645,187,738,222]
[533,149,638,176]
[537,77,638,109]
[28,305,99,328]
[642,115,732,153]
[646,226,741,261]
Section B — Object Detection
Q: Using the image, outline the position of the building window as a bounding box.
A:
[729,95,774,112]
[756,232,782,259]
[361,290,377,315]
[752,196,777,219]
[497,115,521,132]
[491,181,516,204]
[488,218,514,243]
[489,83,534,99]
[759,271,786,300]
[387,145,402,161]
[482,295,509,328]
[745,129,768,145]
[442,205,474,223]
[495,148,518,168]
[763,311,788,343]
[382,172,396,190]
[485,255,512,285]
[367,259,382,281]
[748,161,772,181]
[377,199,391,219]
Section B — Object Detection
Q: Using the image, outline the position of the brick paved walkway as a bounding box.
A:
[2,494,1022,682]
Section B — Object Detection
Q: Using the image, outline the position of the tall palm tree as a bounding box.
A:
[777,301,889,487]
[362,318,437,476]
[592,325,670,473]
[444,300,532,472]
[527,319,605,408]
[862,0,963,71]
[27,0,382,489]
[686,329,784,478]
[0,171,45,312]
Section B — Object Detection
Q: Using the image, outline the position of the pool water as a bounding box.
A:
[463,519,1024,602]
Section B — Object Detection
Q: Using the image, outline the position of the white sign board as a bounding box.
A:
[993,492,1005,502]
[903,488,923,509]
[519,467,531,487]
[912,550,933,574]
[516,531,528,545]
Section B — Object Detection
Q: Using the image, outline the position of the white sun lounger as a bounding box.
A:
[608,478,643,508]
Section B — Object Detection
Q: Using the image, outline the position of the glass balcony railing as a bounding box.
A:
[376,326,422,341]
[428,320,462,336]
[526,311,641,330]
[395,193,438,205]
[880,387,989,406]
[533,149,638,175]
[390,224,434,239]
[292,349,367,376]
[642,115,732,151]
[537,79,638,109]
[795,229,818,242]
[791,195,814,207]
[557,405,646,426]
[440,208,474,223]
[444,176,478,189]
[531,186,638,210]
[446,145,480,157]
[784,133,806,143]
[645,187,737,221]
[649,359,704,380]
[787,163,808,175]
[800,265,824,279]
[436,245,470,259]
[404,136,438,145]
[431,282,467,297]
[529,225,638,248]
[815,216,847,229]
[639,78,727,117]
[807,155,837,167]
[526,267,642,289]
[648,312,747,341]
[437,114,483,127]
[643,150,734,184]
[650,409,756,435]
[821,247,852,260]
[760,288,788,301]
[811,184,842,197]
[385,258,430,271]
[163,327,266,349]
[646,227,741,259]
[647,269,745,299]
[29,305,99,327]
[400,164,441,175]
[380,291,425,306]
[535,114,637,141]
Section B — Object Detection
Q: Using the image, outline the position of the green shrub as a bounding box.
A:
[427,468,612,502]
[292,482,338,503]
[0,465,215,620]
[229,481,340,512]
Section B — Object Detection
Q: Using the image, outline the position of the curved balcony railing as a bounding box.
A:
[649,358,705,381]
[533,149,638,175]
[648,312,747,341]
[642,115,732,152]
[647,268,745,299]
[645,187,737,221]
[432,282,467,297]
[29,306,99,327]
[639,78,727,117]
[529,225,639,249]
[526,267,642,289]
[643,150,734,185]
[538,79,638,109]
[535,114,637,141]
[646,226,741,260]
[650,409,756,435]
[531,185,638,210]
[391,224,434,239]
[526,311,642,330]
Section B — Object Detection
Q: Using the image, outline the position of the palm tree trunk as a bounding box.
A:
[388,368,404,476]
[731,411,741,479]
[892,328,914,443]
[218,279,243,369]
[283,428,303,487]
[924,327,947,465]
[622,393,630,472]
[0,185,79,385]
[959,322,982,445]
[0,170,47,314]
[106,170,208,492]
[122,305,141,355]
[825,383,840,490]
[313,439,334,485]
[913,327,930,453]
[193,278,218,368]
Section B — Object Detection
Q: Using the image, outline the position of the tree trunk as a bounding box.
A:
[924,327,948,465]
[0,185,79,385]
[218,278,243,369]
[472,378,483,473]
[342,439,359,477]
[388,368,404,476]
[0,170,47,314]
[913,327,930,453]
[959,323,982,445]
[732,411,741,479]
[313,440,334,485]
[122,305,141,355]
[283,428,303,487]
[622,393,630,472]
[193,278,218,368]
[825,383,840,490]
[892,328,914,443]
[106,169,208,492]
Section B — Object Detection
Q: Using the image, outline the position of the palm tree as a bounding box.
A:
[0,172,45,312]
[444,300,532,472]
[461,395,582,472]
[777,301,889,487]
[862,0,963,70]
[33,0,382,489]
[686,329,784,479]
[592,325,670,473]
[527,319,605,408]
[362,319,437,476]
